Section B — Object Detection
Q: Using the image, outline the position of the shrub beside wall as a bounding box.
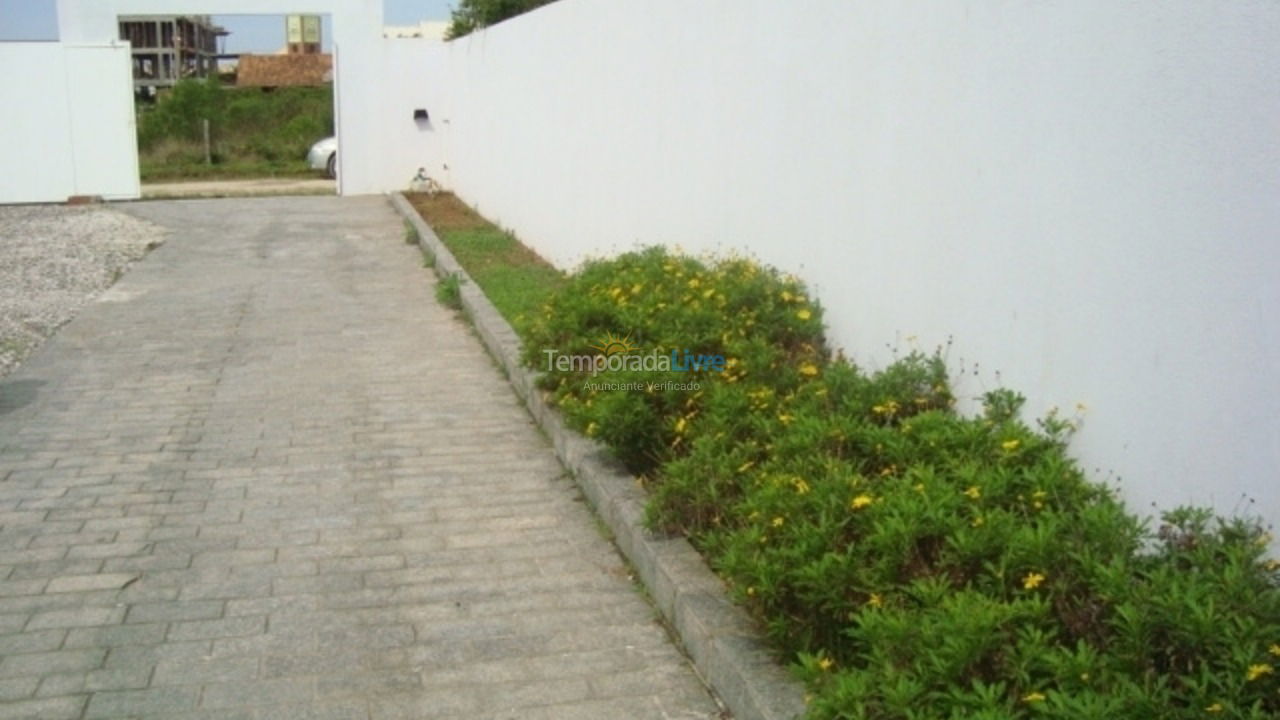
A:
[523,247,1280,719]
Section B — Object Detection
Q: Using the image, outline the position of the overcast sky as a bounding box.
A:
[0,0,454,51]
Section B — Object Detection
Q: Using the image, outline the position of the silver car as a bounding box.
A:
[306,137,338,179]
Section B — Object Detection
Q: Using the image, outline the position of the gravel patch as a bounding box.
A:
[0,204,167,378]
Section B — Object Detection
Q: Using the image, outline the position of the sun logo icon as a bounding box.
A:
[590,331,639,357]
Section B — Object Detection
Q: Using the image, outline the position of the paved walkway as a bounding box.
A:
[0,197,722,719]
[141,178,335,200]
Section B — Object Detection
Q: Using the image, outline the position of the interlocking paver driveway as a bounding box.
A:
[0,197,723,720]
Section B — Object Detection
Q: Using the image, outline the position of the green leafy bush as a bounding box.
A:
[522,246,1280,719]
[137,77,224,148]
[523,247,828,472]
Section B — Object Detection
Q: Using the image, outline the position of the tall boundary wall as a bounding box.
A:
[398,0,1280,528]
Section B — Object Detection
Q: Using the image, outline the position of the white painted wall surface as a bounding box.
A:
[370,39,451,192]
[0,44,77,203]
[0,43,135,202]
[65,45,140,200]
[423,0,1280,526]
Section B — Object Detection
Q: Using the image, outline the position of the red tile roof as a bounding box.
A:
[236,54,333,87]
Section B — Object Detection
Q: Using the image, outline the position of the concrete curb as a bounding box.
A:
[388,192,806,720]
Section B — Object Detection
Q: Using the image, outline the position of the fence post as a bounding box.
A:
[202,118,211,165]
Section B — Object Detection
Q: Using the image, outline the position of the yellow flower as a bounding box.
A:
[850,494,874,510]
[817,657,834,671]
[1001,439,1021,451]
[1022,692,1046,703]
[771,516,785,528]
[778,413,795,425]
[963,485,982,500]
[798,362,819,377]
[971,516,985,528]
[866,593,883,608]
[687,277,701,289]
[913,483,926,493]
[702,288,715,299]
[674,417,687,434]
[585,422,598,437]
[871,400,900,416]
[1023,572,1046,590]
[746,586,756,597]
[1246,663,1274,681]
[1206,703,1224,714]
[1269,644,1280,657]
[793,479,811,495]
[737,460,755,474]
[797,309,812,321]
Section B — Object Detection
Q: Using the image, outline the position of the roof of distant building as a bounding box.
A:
[383,21,449,41]
[236,53,333,87]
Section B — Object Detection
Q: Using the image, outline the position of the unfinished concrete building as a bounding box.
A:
[119,15,227,92]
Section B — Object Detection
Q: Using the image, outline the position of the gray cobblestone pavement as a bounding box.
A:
[0,197,724,719]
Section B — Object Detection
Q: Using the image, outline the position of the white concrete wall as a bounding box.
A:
[0,42,136,202]
[370,39,451,192]
[65,44,141,200]
[0,44,76,203]
[420,0,1280,526]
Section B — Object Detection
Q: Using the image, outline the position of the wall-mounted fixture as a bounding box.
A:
[413,108,429,121]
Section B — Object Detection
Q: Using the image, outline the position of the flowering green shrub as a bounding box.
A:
[522,247,1280,719]
[522,247,828,472]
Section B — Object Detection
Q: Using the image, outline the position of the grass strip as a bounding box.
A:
[406,192,564,334]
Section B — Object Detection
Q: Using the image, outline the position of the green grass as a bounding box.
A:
[139,157,316,182]
[406,193,564,334]
[138,80,333,182]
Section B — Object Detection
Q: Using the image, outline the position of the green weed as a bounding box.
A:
[407,193,564,334]
[435,273,464,310]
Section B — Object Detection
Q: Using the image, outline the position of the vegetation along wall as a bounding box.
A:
[406,0,1280,532]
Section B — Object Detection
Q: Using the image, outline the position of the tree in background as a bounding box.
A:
[446,0,557,39]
